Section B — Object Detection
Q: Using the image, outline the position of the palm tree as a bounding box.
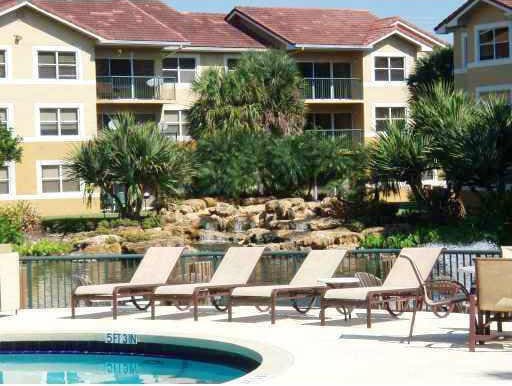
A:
[368,121,434,208]
[68,113,195,218]
[189,50,305,138]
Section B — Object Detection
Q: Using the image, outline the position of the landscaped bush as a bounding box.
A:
[42,216,111,233]
[192,130,351,199]
[359,221,499,249]
[16,239,73,256]
[0,202,40,233]
[0,215,23,245]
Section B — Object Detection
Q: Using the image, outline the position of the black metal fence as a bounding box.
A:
[20,249,501,309]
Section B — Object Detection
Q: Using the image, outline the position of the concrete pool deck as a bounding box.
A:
[1,306,512,385]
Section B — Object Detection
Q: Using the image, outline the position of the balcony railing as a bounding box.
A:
[307,129,364,148]
[96,76,176,100]
[302,78,362,100]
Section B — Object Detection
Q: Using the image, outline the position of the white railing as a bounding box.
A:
[302,78,362,100]
[96,76,176,100]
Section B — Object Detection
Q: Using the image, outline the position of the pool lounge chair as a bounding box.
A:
[227,249,348,324]
[151,247,265,321]
[71,247,185,319]
[320,248,445,331]
[469,258,512,351]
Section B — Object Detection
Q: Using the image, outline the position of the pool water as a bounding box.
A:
[0,354,247,384]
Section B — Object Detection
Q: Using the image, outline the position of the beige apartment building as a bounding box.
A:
[0,0,444,216]
[437,0,512,100]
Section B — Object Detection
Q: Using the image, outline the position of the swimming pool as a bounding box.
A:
[0,338,261,384]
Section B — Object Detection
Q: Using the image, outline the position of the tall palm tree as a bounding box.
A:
[189,50,305,138]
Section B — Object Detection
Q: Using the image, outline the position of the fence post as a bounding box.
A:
[26,261,33,309]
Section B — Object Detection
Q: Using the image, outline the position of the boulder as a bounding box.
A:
[264,200,280,213]
[161,210,184,224]
[183,213,201,228]
[241,197,276,206]
[202,197,218,208]
[80,234,121,246]
[308,218,344,231]
[239,204,265,216]
[268,220,294,230]
[295,228,360,249]
[210,203,238,217]
[83,242,122,255]
[122,238,186,254]
[244,228,272,244]
[183,199,207,212]
[179,205,194,215]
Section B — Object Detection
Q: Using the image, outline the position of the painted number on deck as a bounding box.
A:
[105,333,138,345]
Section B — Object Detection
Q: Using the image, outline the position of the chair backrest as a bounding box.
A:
[476,258,512,312]
[130,247,185,285]
[355,272,382,287]
[290,249,347,286]
[210,247,265,285]
[383,248,443,288]
[501,246,512,259]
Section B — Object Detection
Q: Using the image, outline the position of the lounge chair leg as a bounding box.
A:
[270,295,276,325]
[408,298,418,344]
[71,295,76,319]
[227,296,233,322]
[469,295,477,352]
[150,298,156,320]
[193,294,199,322]
[112,293,118,320]
[320,299,326,326]
[366,297,372,328]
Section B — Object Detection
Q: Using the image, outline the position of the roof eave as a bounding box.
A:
[97,40,191,47]
[292,44,372,51]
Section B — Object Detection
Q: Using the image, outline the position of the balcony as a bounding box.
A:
[302,78,363,101]
[307,129,364,147]
[96,76,176,101]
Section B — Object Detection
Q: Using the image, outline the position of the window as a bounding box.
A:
[0,108,7,128]
[0,166,10,195]
[38,51,77,79]
[0,50,5,78]
[226,58,239,71]
[39,108,79,136]
[162,57,196,83]
[375,107,406,131]
[478,27,509,61]
[162,110,190,140]
[462,33,469,69]
[306,113,352,131]
[41,164,80,193]
[374,57,405,81]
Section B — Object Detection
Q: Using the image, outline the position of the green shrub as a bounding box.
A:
[43,216,104,233]
[118,230,150,243]
[142,215,163,230]
[0,202,40,233]
[16,239,73,256]
[0,215,23,244]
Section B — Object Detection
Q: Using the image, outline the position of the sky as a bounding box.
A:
[165,0,466,41]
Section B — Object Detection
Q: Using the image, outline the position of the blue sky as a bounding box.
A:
[165,0,465,40]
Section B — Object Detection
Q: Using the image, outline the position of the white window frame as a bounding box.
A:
[162,109,190,141]
[473,21,512,65]
[476,84,512,103]
[34,103,84,140]
[0,162,16,199]
[0,46,12,81]
[162,55,199,85]
[224,55,240,72]
[372,54,407,83]
[32,46,81,81]
[36,160,83,197]
[373,103,408,133]
[0,104,14,130]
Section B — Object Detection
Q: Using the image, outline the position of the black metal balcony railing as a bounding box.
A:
[307,129,364,148]
[96,76,176,100]
[302,78,363,100]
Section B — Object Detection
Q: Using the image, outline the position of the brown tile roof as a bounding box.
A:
[0,0,188,43]
[231,6,445,48]
[436,0,512,32]
[134,1,265,48]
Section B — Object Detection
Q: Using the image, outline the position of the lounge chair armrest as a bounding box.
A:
[112,284,162,294]
[422,279,469,306]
